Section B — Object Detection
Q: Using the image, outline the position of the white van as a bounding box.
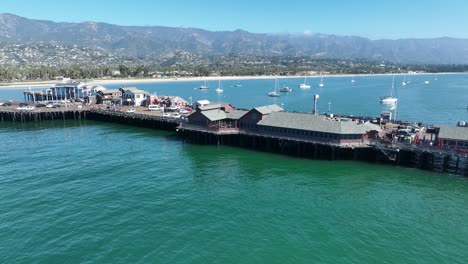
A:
[148,105,162,111]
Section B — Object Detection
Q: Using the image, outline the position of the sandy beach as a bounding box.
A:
[0,72,463,90]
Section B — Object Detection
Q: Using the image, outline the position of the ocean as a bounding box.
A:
[1,74,468,263]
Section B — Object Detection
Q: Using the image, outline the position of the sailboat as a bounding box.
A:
[351,75,355,83]
[215,80,223,93]
[401,75,407,86]
[199,80,209,89]
[268,79,281,97]
[434,73,438,81]
[318,76,324,87]
[298,76,311,89]
[380,76,398,104]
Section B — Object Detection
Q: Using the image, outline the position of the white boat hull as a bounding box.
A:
[380,98,398,104]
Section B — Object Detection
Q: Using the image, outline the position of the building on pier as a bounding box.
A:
[156,95,189,108]
[186,102,247,134]
[255,112,380,146]
[23,80,105,103]
[121,87,148,106]
[183,102,380,146]
[96,89,123,105]
[437,126,468,151]
[238,104,283,129]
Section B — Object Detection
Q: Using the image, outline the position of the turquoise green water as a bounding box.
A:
[1,121,468,263]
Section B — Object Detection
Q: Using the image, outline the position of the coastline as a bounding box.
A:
[0,72,465,90]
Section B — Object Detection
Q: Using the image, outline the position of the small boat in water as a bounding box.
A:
[215,80,224,93]
[298,76,311,89]
[199,80,209,89]
[268,91,280,97]
[380,96,398,104]
[279,86,292,92]
[268,79,281,97]
[380,76,398,104]
[318,76,324,87]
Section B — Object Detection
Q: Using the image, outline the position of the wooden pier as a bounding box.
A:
[1,108,467,176]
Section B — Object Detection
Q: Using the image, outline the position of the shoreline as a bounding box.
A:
[0,72,466,90]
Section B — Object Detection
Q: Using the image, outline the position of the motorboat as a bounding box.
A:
[279,86,292,92]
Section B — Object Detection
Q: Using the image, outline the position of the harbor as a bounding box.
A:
[3,5,468,263]
[1,90,467,175]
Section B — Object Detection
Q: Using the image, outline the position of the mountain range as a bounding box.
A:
[1,13,468,64]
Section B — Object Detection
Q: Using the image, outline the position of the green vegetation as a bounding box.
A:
[1,55,468,82]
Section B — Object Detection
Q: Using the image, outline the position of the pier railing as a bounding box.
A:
[369,140,466,156]
[239,129,369,148]
[178,123,240,134]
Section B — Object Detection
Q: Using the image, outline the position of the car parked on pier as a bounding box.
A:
[16,105,36,111]
[179,108,190,114]
[148,105,163,111]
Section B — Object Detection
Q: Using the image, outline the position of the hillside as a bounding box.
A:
[1,13,468,64]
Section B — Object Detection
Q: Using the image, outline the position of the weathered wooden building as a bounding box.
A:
[255,112,380,146]
[96,89,122,105]
[186,103,247,133]
[437,126,468,151]
[238,104,283,129]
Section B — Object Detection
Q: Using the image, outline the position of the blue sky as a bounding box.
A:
[1,0,467,39]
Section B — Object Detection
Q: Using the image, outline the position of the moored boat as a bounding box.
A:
[279,86,292,92]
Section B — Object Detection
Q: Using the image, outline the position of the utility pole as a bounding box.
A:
[313,94,319,115]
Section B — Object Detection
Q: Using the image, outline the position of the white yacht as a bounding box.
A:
[318,76,324,87]
[199,80,209,89]
[280,86,292,92]
[298,76,311,89]
[215,80,223,93]
[380,76,398,104]
[268,79,281,97]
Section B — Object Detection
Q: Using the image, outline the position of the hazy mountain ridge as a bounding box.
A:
[1,13,468,64]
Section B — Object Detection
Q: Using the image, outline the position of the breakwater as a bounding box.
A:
[1,109,467,176]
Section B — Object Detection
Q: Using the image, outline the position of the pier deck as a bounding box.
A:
[1,106,467,176]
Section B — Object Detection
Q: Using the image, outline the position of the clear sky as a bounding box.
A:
[1,0,467,39]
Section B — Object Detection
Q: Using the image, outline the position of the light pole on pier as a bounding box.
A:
[313,94,319,115]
